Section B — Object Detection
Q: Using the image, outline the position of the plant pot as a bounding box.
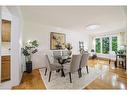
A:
[26,61,32,73]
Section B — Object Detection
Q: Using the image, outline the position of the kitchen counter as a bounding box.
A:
[1,42,11,56]
[1,49,11,55]
[1,53,11,56]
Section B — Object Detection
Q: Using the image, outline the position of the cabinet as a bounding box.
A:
[1,56,10,82]
[1,20,11,42]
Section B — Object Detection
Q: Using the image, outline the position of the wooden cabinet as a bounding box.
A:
[2,20,11,42]
[1,56,10,82]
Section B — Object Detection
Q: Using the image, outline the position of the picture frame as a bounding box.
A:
[50,32,66,50]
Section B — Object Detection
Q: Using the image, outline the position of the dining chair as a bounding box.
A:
[117,55,126,69]
[79,53,89,78]
[53,51,62,63]
[66,55,82,83]
[109,51,116,65]
[45,55,63,82]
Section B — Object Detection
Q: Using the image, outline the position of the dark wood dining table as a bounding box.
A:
[56,56,71,77]
[115,54,126,70]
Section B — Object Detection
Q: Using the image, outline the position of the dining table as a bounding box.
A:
[115,54,126,70]
[55,56,71,77]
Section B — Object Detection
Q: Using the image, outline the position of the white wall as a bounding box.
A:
[125,31,127,72]
[0,7,22,89]
[0,7,1,86]
[22,21,89,69]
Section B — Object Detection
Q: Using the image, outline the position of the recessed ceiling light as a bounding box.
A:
[86,24,100,31]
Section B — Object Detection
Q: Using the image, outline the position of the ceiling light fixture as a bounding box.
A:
[86,24,100,31]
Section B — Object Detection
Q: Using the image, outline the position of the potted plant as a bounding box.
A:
[65,43,73,56]
[117,49,125,54]
[22,40,39,73]
[91,49,97,59]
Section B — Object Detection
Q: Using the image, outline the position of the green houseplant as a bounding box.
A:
[22,40,39,73]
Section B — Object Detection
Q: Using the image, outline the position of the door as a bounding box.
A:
[1,19,11,82]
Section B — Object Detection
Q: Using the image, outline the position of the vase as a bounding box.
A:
[26,61,32,73]
[68,50,72,56]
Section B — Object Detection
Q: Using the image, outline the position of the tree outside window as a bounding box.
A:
[112,36,117,52]
[102,37,109,54]
[95,38,101,53]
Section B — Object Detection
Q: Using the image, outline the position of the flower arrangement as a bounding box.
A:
[22,40,39,62]
[65,43,73,50]
[64,43,73,56]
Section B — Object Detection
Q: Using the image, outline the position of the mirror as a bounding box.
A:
[79,41,84,50]
[1,19,11,82]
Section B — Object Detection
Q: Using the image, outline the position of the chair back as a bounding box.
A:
[109,51,116,60]
[53,51,62,58]
[45,55,52,70]
[81,50,88,54]
[70,55,82,73]
[80,53,89,68]
[84,51,88,53]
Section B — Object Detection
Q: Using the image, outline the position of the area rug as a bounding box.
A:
[39,64,108,89]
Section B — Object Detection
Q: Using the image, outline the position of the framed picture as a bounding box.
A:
[50,32,66,50]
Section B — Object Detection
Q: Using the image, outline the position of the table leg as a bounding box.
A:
[61,68,65,77]
[56,69,60,72]
[115,61,117,68]
[109,59,111,64]
[115,55,117,68]
[125,56,126,70]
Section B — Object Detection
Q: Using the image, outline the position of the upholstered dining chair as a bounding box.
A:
[117,55,126,68]
[109,51,116,64]
[45,55,63,82]
[79,53,89,78]
[109,51,126,68]
[65,55,82,83]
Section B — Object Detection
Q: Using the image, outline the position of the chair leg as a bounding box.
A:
[109,59,111,64]
[48,71,52,82]
[78,69,81,78]
[44,68,47,76]
[79,68,82,78]
[122,61,124,68]
[69,72,72,83]
[86,66,89,74]
[114,61,117,67]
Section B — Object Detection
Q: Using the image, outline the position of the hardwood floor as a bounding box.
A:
[12,69,46,89]
[12,59,127,89]
[86,59,127,89]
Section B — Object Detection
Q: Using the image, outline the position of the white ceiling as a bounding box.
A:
[21,6,127,35]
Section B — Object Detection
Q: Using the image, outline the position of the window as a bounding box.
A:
[112,36,117,52]
[102,37,109,54]
[95,36,118,54]
[95,38,101,53]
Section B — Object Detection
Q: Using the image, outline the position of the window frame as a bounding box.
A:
[102,37,110,54]
[95,38,101,53]
[111,36,118,52]
[94,35,118,54]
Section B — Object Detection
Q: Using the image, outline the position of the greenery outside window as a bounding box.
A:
[102,37,109,54]
[95,38,101,53]
[112,36,117,52]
